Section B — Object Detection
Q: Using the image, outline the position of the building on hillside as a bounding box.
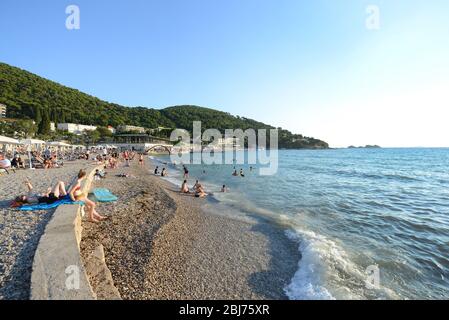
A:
[148,126,173,135]
[0,103,7,118]
[57,123,97,135]
[117,125,146,133]
[213,137,242,149]
[113,134,172,152]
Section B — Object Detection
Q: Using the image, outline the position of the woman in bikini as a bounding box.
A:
[69,170,107,223]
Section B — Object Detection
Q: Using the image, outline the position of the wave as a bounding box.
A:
[284,227,399,300]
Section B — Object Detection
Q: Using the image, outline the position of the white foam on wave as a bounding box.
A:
[284,228,373,300]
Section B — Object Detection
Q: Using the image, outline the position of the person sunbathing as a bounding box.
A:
[13,179,69,207]
[0,153,14,174]
[70,169,107,223]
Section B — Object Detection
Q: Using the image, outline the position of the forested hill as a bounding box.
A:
[0,62,329,149]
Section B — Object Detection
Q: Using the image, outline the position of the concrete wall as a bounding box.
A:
[30,166,101,300]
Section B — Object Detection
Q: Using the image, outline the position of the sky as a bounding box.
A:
[1,0,448,147]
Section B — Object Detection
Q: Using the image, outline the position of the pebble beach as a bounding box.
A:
[0,158,300,300]
[0,161,94,300]
[81,161,300,300]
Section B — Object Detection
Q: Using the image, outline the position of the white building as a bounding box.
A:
[0,103,6,118]
[58,123,97,135]
[117,125,146,134]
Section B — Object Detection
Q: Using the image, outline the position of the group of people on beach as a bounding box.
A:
[11,169,107,223]
[180,179,209,198]
[8,148,146,222]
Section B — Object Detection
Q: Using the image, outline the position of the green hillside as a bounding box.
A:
[0,62,328,149]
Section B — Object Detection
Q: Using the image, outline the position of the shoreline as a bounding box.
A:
[80,161,300,300]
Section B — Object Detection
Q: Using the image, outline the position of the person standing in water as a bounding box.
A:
[183,166,189,179]
[240,169,245,177]
[139,154,144,166]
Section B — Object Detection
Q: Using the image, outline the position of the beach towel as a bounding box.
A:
[18,198,84,211]
[92,188,118,203]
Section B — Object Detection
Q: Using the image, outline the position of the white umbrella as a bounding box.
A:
[0,135,22,145]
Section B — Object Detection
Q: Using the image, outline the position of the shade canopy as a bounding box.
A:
[0,135,22,145]
[20,139,46,145]
[47,141,72,147]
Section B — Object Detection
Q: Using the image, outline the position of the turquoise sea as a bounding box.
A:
[152,148,449,300]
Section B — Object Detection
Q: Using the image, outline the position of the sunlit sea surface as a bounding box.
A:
[151,148,449,300]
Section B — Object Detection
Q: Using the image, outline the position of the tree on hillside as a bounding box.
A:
[96,126,113,138]
[38,109,51,135]
[34,105,42,125]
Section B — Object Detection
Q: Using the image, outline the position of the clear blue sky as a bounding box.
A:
[1,0,448,147]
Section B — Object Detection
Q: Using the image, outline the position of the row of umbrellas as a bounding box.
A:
[0,135,85,149]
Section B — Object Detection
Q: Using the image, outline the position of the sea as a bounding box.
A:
[150,148,449,300]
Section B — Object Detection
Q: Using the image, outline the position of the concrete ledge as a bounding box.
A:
[30,165,102,300]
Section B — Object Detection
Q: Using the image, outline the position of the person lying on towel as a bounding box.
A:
[11,178,70,207]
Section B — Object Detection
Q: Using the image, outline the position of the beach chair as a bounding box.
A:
[31,156,45,169]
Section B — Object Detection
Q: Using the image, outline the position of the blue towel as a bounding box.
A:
[19,199,84,211]
[92,188,118,203]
